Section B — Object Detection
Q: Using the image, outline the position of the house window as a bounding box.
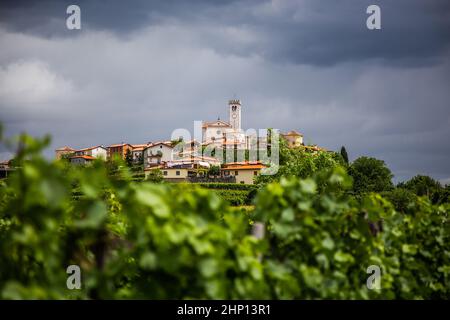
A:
[254,171,258,176]
[163,171,167,176]
[160,145,163,148]
[235,171,238,176]
[176,171,180,176]
[240,181,245,184]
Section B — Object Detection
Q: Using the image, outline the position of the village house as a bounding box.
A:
[55,146,76,159]
[143,141,174,167]
[221,161,265,184]
[69,155,95,165]
[281,130,304,148]
[144,156,221,183]
[107,143,133,160]
[0,160,14,179]
[73,145,107,159]
[131,144,148,164]
[55,145,107,165]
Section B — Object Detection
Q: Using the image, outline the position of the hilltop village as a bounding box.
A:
[53,100,323,184]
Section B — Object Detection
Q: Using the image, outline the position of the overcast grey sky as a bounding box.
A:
[0,0,449,183]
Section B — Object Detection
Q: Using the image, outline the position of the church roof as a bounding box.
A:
[283,130,303,136]
[202,120,232,128]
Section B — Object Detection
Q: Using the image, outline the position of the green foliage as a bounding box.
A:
[193,183,258,206]
[0,134,266,299]
[381,197,450,299]
[210,189,250,206]
[256,137,341,186]
[397,175,444,204]
[381,189,417,213]
[145,168,164,183]
[340,146,349,165]
[195,183,257,191]
[253,167,450,299]
[207,165,221,176]
[125,149,133,167]
[398,175,441,196]
[189,183,257,206]
[349,156,394,194]
[0,131,449,299]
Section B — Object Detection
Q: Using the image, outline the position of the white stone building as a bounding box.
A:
[202,99,247,149]
[73,145,107,159]
[143,142,174,167]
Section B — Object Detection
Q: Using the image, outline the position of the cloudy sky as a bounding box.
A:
[0,0,449,183]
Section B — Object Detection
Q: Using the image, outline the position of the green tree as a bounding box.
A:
[125,149,133,167]
[398,175,442,202]
[208,165,221,177]
[340,146,349,165]
[256,136,340,187]
[381,188,417,213]
[145,168,164,183]
[349,156,393,193]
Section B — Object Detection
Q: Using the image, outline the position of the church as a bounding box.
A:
[201,99,248,149]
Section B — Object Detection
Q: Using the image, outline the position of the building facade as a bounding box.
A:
[55,146,75,159]
[281,130,304,148]
[74,146,107,159]
[143,142,174,167]
[108,143,133,160]
[69,155,95,165]
[221,162,265,184]
[202,100,246,149]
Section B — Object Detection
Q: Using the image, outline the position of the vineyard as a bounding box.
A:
[0,132,449,299]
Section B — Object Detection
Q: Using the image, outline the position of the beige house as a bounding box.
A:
[144,156,220,182]
[55,146,75,159]
[221,162,265,184]
[282,130,304,148]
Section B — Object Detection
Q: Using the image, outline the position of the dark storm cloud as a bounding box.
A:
[0,0,450,183]
[1,0,450,66]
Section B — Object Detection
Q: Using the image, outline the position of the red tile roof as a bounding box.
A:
[70,155,95,160]
[108,143,132,148]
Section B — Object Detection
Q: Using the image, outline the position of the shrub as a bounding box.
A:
[0,134,267,299]
[253,167,450,299]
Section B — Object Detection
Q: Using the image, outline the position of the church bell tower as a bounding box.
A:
[229,99,241,130]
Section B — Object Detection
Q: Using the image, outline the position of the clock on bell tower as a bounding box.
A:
[228,99,241,130]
